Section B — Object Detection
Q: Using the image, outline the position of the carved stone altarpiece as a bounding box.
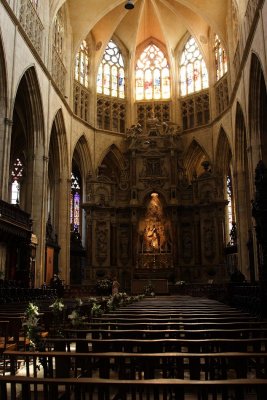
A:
[83,117,228,289]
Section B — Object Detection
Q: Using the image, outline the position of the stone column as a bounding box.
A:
[234,170,250,279]
[31,154,49,288]
[56,176,71,285]
[0,118,13,200]
[252,161,267,315]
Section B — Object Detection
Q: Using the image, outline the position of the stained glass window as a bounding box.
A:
[180,36,209,96]
[226,173,236,246]
[97,40,125,98]
[75,40,89,88]
[53,9,64,56]
[70,172,81,231]
[214,35,228,81]
[11,158,24,205]
[135,43,170,101]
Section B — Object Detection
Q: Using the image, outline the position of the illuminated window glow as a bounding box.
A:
[135,43,170,101]
[97,40,125,99]
[214,34,228,81]
[11,158,24,205]
[180,36,209,96]
[75,40,89,88]
[226,174,233,236]
[70,172,81,230]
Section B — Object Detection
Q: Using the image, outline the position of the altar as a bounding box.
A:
[131,279,169,295]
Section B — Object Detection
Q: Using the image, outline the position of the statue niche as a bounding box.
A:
[137,192,173,269]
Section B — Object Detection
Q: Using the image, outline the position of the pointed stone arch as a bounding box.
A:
[50,109,69,175]
[249,53,267,166]
[48,109,69,227]
[235,102,255,280]
[6,66,46,287]
[9,66,45,212]
[70,135,91,284]
[71,134,92,232]
[215,126,235,265]
[72,135,93,179]
[215,127,232,176]
[99,144,128,182]
[183,139,210,182]
[235,102,247,170]
[47,109,69,284]
[13,66,45,149]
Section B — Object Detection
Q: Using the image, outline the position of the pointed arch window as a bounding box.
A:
[180,36,209,96]
[135,43,170,101]
[97,40,125,98]
[53,8,64,57]
[214,35,228,81]
[75,40,89,88]
[70,172,81,231]
[52,7,66,94]
[226,174,233,234]
[11,158,24,205]
[226,170,237,246]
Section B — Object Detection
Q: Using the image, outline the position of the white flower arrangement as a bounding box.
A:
[22,302,41,349]
[91,302,103,316]
[68,310,86,326]
[49,298,65,312]
[22,302,40,328]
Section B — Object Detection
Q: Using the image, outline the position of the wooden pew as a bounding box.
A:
[0,316,26,350]
[4,350,267,381]
[100,310,258,321]
[40,336,267,353]
[1,375,267,400]
[101,308,252,313]
[0,321,16,354]
[63,326,267,340]
[92,316,267,330]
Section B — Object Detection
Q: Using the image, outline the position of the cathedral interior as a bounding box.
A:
[0,0,267,294]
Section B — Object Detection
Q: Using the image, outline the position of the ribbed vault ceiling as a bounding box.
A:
[61,0,228,59]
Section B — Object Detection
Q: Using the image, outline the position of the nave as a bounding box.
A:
[1,295,267,399]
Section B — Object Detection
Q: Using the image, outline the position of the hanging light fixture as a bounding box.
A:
[125,0,134,10]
